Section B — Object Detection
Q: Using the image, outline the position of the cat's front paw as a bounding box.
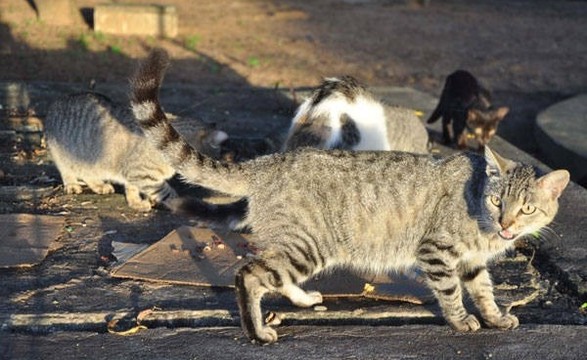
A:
[251,325,278,344]
[449,314,481,332]
[485,313,519,330]
[64,184,83,194]
[90,183,115,195]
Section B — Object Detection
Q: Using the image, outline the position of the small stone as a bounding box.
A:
[313,305,327,312]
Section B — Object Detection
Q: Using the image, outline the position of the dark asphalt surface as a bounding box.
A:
[2,325,587,360]
[1,85,586,359]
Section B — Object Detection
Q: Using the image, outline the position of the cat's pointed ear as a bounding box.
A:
[484,146,516,176]
[536,170,570,200]
[495,107,509,121]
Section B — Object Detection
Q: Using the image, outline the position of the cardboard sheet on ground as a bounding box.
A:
[0,214,64,268]
[111,226,434,304]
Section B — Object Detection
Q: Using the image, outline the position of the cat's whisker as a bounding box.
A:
[534,226,565,250]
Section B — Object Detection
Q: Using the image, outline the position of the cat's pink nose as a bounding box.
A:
[500,220,513,230]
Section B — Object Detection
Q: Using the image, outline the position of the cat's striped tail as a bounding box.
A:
[130,48,250,197]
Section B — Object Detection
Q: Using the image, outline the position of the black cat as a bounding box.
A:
[427,70,509,150]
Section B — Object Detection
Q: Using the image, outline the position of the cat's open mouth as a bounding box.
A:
[498,230,516,240]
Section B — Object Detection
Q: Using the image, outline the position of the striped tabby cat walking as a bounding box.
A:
[131,49,570,343]
[45,92,177,211]
[45,91,228,211]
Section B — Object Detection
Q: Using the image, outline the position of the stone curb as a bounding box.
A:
[536,94,587,186]
[0,307,439,334]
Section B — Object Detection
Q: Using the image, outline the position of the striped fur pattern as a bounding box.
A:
[131,49,570,344]
[45,92,176,211]
[282,76,429,153]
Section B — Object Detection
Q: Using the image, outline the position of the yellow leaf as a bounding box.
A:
[108,324,148,336]
[363,283,375,294]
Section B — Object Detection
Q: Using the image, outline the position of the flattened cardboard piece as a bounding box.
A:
[111,241,150,264]
[111,226,434,304]
[111,226,250,287]
[0,214,64,268]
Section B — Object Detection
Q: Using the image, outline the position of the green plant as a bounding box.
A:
[109,44,122,54]
[77,34,90,51]
[247,56,261,68]
[185,35,201,51]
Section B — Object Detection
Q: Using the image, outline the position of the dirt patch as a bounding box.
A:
[2,1,586,156]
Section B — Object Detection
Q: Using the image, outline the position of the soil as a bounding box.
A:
[0,0,586,336]
[2,0,587,155]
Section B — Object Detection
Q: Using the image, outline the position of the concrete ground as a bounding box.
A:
[0,83,586,359]
[535,94,587,187]
[3,325,587,360]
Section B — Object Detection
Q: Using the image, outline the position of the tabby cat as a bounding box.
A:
[427,70,509,150]
[45,92,226,211]
[283,76,429,153]
[131,49,570,343]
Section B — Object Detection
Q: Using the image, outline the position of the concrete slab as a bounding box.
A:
[0,214,64,268]
[536,94,587,186]
[94,4,178,38]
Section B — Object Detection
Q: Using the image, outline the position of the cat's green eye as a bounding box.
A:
[489,195,501,207]
[521,204,536,215]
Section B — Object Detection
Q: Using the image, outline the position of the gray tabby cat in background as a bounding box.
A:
[131,49,570,343]
[45,92,226,211]
[283,76,429,153]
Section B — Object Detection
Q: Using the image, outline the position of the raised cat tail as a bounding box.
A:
[130,48,249,197]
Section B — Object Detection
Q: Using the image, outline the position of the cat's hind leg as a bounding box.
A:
[235,247,322,344]
[142,182,177,206]
[124,184,152,212]
[125,172,177,211]
[124,172,176,211]
[235,259,279,344]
